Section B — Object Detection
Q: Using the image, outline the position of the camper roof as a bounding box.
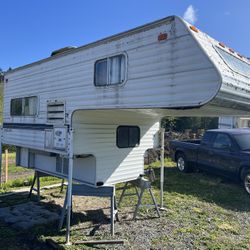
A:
[6,16,175,74]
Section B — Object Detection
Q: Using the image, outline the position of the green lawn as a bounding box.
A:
[0,160,249,249]
[2,152,15,160]
[150,166,250,249]
[0,175,62,194]
[1,152,30,174]
[8,163,31,174]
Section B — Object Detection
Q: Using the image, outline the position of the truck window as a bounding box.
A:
[233,133,250,151]
[202,132,213,145]
[212,133,232,150]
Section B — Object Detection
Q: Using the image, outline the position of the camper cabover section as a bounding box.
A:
[2,16,250,186]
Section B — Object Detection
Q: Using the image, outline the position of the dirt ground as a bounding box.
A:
[0,185,168,250]
[46,188,170,250]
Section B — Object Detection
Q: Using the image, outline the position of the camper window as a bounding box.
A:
[95,59,108,86]
[94,54,125,86]
[11,96,37,116]
[11,98,22,116]
[116,126,140,148]
[217,47,250,77]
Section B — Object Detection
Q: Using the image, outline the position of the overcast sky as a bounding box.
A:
[1,0,249,70]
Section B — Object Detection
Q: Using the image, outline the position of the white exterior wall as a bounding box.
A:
[187,19,250,112]
[3,129,45,150]
[73,110,159,185]
[3,16,223,126]
[218,117,235,129]
[219,116,250,128]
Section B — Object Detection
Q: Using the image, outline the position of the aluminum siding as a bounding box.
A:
[3,17,221,126]
[72,110,159,185]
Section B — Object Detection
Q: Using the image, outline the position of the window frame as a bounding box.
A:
[116,125,140,148]
[94,53,127,87]
[10,96,38,117]
[214,45,250,78]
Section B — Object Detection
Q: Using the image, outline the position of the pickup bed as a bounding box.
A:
[170,129,250,194]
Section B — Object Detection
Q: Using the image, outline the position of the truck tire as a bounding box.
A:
[242,169,250,195]
[176,153,189,173]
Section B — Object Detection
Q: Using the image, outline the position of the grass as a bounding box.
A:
[0,159,249,249]
[7,163,31,174]
[0,152,62,193]
[145,165,250,249]
[0,175,62,194]
[146,157,176,168]
[1,152,31,174]
[118,160,250,249]
[0,175,61,194]
[2,152,15,162]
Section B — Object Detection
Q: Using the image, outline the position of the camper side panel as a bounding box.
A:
[73,110,159,185]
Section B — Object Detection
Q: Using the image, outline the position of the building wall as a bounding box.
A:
[219,116,250,128]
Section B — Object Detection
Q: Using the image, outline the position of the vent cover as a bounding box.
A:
[47,100,65,124]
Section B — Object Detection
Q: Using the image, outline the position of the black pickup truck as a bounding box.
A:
[170,129,250,194]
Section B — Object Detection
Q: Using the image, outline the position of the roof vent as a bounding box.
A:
[51,46,77,57]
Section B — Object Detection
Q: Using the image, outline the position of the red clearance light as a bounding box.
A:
[158,33,168,41]
[237,53,243,58]
[229,48,235,53]
[219,42,225,48]
[190,25,198,33]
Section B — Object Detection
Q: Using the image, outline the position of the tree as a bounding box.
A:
[161,117,176,131]
[162,116,218,132]
[0,68,4,83]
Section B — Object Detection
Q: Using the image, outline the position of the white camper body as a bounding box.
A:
[2,16,250,186]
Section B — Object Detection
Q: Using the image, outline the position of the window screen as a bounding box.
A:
[94,54,125,86]
[117,126,140,148]
[217,47,250,77]
[11,96,38,116]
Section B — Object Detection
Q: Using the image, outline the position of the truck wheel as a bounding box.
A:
[242,169,250,194]
[176,153,189,173]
